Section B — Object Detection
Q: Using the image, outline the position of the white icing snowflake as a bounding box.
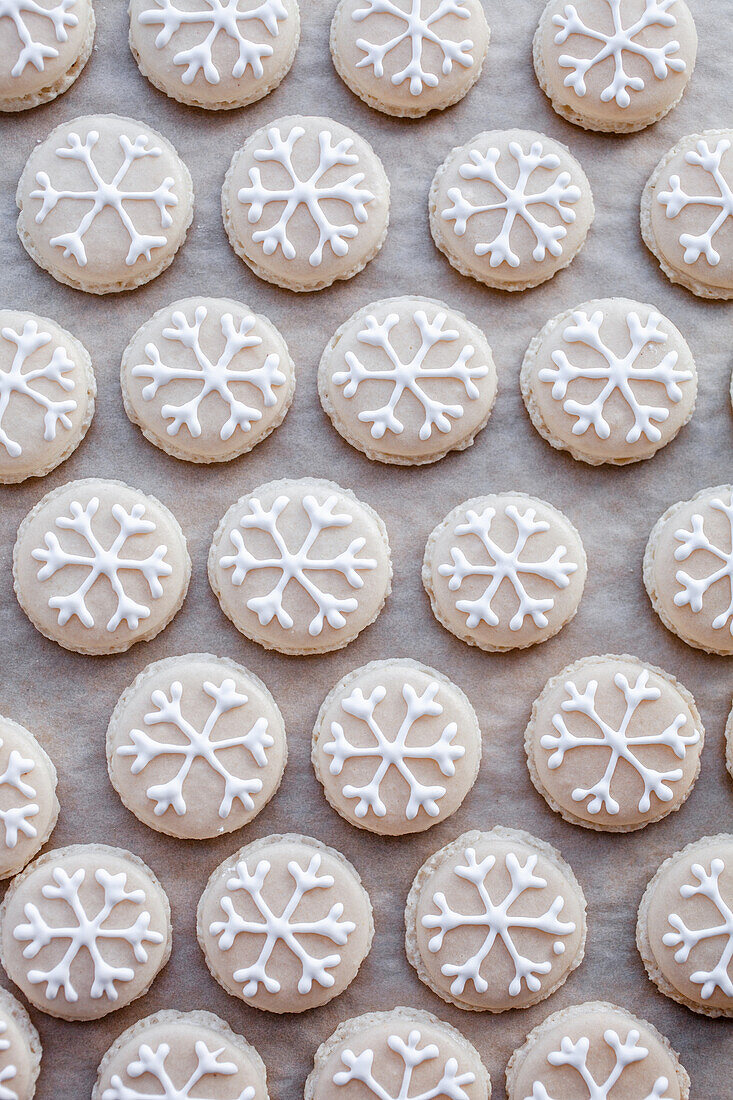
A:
[32,496,173,633]
[102,1038,255,1100]
[332,309,489,442]
[220,492,377,636]
[138,0,288,86]
[117,677,273,819]
[663,857,733,1000]
[236,124,375,267]
[352,0,474,96]
[323,679,464,821]
[0,1019,17,1100]
[334,1029,475,1099]
[438,503,578,632]
[673,493,733,635]
[658,138,733,266]
[209,851,356,996]
[538,308,692,444]
[442,139,581,268]
[131,305,286,441]
[422,846,576,997]
[0,318,77,459]
[552,0,686,108]
[0,737,38,849]
[540,669,699,817]
[1,0,78,78]
[525,1028,672,1100]
[31,129,179,268]
[13,865,165,1003]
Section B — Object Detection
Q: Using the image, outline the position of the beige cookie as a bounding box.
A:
[641,130,733,299]
[0,0,95,112]
[93,1008,269,1100]
[429,129,594,292]
[107,653,287,840]
[312,658,481,836]
[643,484,733,655]
[121,297,295,464]
[319,296,498,466]
[423,491,586,652]
[330,0,490,118]
[0,309,95,484]
[208,477,392,656]
[637,833,733,1018]
[0,986,41,1100]
[197,833,374,1014]
[533,0,696,134]
[0,715,59,880]
[129,0,300,110]
[505,1000,690,1099]
[13,477,191,656]
[525,654,704,832]
[0,843,171,1021]
[306,1007,491,1100]
[222,115,390,292]
[521,297,696,466]
[405,826,586,1012]
[16,114,193,294]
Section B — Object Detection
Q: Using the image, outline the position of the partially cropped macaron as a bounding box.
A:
[429,129,593,291]
[726,700,733,781]
[521,298,696,465]
[0,714,59,880]
[330,0,490,118]
[533,0,696,133]
[0,986,41,1100]
[0,0,95,112]
[129,0,300,110]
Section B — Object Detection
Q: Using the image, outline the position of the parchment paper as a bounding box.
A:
[0,2,731,1097]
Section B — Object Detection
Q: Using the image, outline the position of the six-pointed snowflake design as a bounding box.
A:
[438,503,578,633]
[209,852,356,996]
[525,1028,673,1100]
[538,308,693,444]
[552,0,686,108]
[658,138,733,266]
[102,1038,256,1100]
[352,0,475,96]
[0,737,39,850]
[0,318,77,459]
[540,669,699,817]
[236,124,375,267]
[2,0,79,78]
[442,140,581,268]
[117,677,273,820]
[32,496,173,633]
[673,493,733,635]
[332,309,489,442]
[31,129,179,268]
[13,865,164,1003]
[663,857,733,1000]
[138,0,288,86]
[0,1020,17,1100]
[220,492,377,636]
[334,1029,475,1100]
[131,305,286,441]
[324,679,464,821]
[422,847,576,997]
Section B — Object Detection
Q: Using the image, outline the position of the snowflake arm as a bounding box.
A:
[102,1038,256,1100]
[4,0,79,78]
[673,495,733,632]
[0,319,77,458]
[657,139,733,265]
[335,1029,475,1100]
[662,858,733,999]
[0,745,39,848]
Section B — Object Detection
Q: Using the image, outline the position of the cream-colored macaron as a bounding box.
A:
[429,129,594,291]
[0,0,95,112]
[222,115,390,292]
[16,114,193,294]
[129,0,300,110]
[0,309,96,484]
[13,477,191,655]
[533,0,696,133]
[0,714,59,880]
[0,986,41,1100]
[330,0,490,118]
[197,833,373,1014]
[521,297,696,466]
